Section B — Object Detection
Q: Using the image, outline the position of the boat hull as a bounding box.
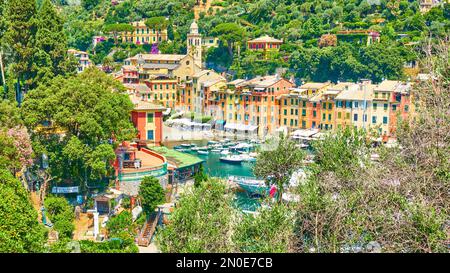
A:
[219,158,243,164]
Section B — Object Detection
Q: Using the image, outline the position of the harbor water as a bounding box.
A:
[162,139,262,211]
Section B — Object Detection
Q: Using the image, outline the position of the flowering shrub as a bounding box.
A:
[0,126,33,173]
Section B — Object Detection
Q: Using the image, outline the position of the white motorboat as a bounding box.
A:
[220,150,231,155]
[229,176,268,195]
[197,150,209,155]
[239,153,256,162]
[220,155,244,164]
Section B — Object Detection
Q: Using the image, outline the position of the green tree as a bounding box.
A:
[3,0,38,92]
[106,210,137,240]
[0,169,47,252]
[138,176,165,215]
[145,17,169,44]
[103,23,134,45]
[253,134,305,203]
[34,0,76,86]
[234,204,294,253]
[44,196,74,239]
[193,165,208,188]
[157,178,236,253]
[211,22,246,56]
[311,127,371,180]
[81,0,100,11]
[21,68,135,187]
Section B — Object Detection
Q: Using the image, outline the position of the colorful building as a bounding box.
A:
[121,20,168,45]
[207,75,294,136]
[143,76,178,109]
[130,97,166,145]
[113,141,168,196]
[247,35,283,53]
[334,81,375,131]
[67,49,92,73]
[192,69,227,114]
[278,80,412,141]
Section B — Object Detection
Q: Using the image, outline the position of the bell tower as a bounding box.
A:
[187,20,202,68]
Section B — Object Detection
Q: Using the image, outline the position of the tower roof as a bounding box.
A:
[190,20,199,34]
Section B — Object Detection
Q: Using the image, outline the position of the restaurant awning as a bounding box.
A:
[224,123,237,130]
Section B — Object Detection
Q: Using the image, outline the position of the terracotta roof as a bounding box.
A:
[244,75,284,88]
[248,35,283,43]
[124,83,151,93]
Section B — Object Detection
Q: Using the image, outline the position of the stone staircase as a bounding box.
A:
[137,211,161,247]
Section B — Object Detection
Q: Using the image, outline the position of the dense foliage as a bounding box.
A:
[21,68,135,188]
[0,101,33,175]
[0,169,47,252]
[157,178,293,253]
[295,43,449,252]
[32,0,448,82]
[138,176,166,214]
[44,196,75,239]
[157,178,237,252]
[106,210,137,240]
[254,134,305,202]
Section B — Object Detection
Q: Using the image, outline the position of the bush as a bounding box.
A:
[79,239,138,253]
[44,196,75,239]
[121,196,131,209]
[53,219,75,239]
[106,211,136,239]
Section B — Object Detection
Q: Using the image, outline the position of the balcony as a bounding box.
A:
[116,145,168,184]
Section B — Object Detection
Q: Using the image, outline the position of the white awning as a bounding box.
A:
[291,129,319,138]
[224,123,238,130]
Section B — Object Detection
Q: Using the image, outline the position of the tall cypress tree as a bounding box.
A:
[34,0,76,86]
[4,0,37,95]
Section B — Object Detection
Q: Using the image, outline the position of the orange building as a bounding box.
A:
[130,98,166,145]
[207,75,294,136]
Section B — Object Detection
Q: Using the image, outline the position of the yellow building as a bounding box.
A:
[122,20,168,45]
[147,77,178,109]
[279,93,301,130]
[123,53,202,84]
[371,80,402,137]
[334,82,374,131]
[247,35,283,59]
[191,70,226,114]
